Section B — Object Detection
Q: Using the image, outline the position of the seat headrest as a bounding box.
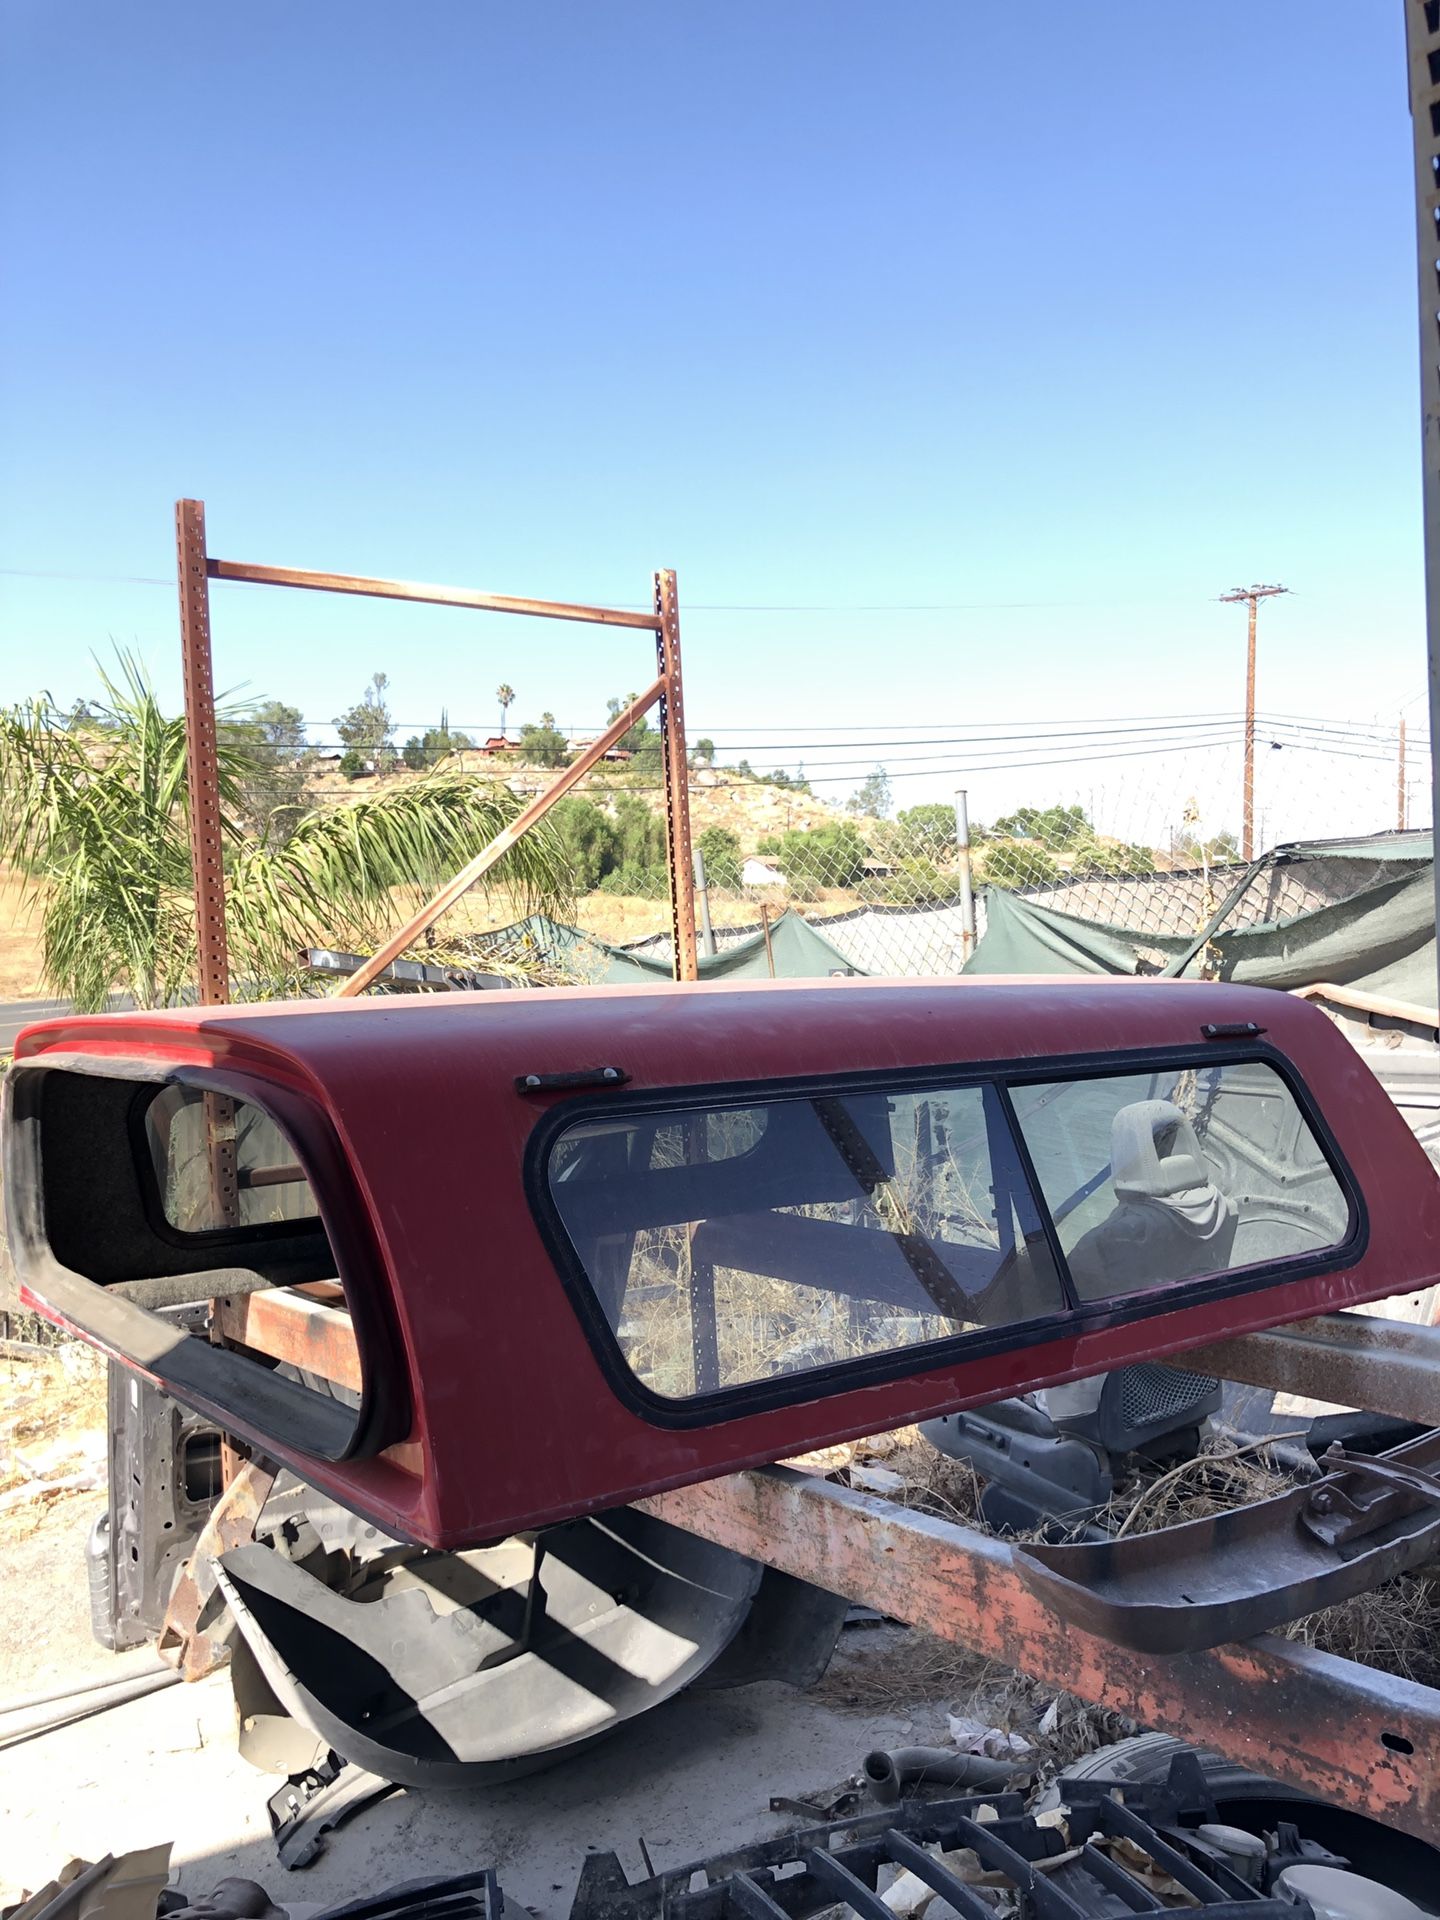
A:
[1111,1100,1210,1201]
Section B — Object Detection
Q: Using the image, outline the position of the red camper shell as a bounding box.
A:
[5,976,1438,1550]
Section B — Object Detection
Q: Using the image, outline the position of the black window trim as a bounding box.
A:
[129,1080,329,1252]
[524,1038,1368,1430]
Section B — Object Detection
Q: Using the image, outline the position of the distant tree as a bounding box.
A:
[519,713,570,768]
[224,699,313,844]
[691,737,716,767]
[776,821,867,891]
[848,766,892,819]
[551,796,622,891]
[878,857,956,907]
[755,836,781,856]
[401,736,428,772]
[1175,826,1240,866]
[496,684,515,739]
[339,749,367,781]
[733,758,755,779]
[334,672,394,775]
[595,793,670,896]
[605,693,663,771]
[696,825,742,890]
[983,841,1061,889]
[991,802,1088,848]
[1071,837,1156,877]
[412,712,475,768]
[767,768,811,793]
[896,802,958,859]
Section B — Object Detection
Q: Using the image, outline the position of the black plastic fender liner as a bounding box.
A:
[215,1508,766,1787]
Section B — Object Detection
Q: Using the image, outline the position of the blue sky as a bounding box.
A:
[0,2,1427,834]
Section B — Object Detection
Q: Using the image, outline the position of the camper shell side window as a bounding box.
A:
[535,1046,1360,1417]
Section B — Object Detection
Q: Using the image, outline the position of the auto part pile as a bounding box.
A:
[14,1749,1440,1920]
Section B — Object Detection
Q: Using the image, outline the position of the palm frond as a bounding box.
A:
[226,773,574,994]
[1,655,575,1008]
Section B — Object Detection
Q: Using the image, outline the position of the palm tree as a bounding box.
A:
[496,683,515,739]
[0,654,573,1011]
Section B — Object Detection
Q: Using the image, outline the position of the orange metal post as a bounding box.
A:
[656,570,698,982]
[176,501,231,1006]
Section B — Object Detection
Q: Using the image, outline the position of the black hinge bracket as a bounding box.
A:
[515,1067,630,1094]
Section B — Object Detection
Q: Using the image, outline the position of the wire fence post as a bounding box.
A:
[694,846,718,957]
[954,788,977,963]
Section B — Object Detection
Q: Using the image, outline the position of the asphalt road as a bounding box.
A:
[0,998,69,1050]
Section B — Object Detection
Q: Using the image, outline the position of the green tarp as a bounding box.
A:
[485,909,862,983]
[964,862,1439,1010]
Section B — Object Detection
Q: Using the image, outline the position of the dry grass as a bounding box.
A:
[0,1336,108,1541]
[1285,1572,1440,1688]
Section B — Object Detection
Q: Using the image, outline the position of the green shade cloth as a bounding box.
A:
[964,851,1438,1012]
[484,908,863,983]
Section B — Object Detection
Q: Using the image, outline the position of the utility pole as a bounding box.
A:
[1399,716,1408,832]
[1219,583,1288,860]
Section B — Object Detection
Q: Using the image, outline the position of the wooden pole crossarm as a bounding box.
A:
[336,677,667,995]
[207,557,662,631]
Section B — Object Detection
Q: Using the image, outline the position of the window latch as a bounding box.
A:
[1200,1021,1265,1040]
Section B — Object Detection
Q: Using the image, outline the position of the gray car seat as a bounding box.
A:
[1067,1100,1238,1301]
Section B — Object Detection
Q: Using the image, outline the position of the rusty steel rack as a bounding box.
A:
[174,498,699,992]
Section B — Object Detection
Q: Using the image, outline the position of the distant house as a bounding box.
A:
[742,857,786,887]
[571,738,635,763]
[482,736,523,753]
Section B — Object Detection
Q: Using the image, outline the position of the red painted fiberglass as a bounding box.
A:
[5,976,1438,1548]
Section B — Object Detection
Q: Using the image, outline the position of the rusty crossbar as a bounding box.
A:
[206,557,663,631]
[337,676,667,994]
[637,1466,1440,1841]
[1179,1313,1440,1428]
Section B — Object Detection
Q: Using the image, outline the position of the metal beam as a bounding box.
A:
[638,1465,1440,1842]
[207,557,662,630]
[1180,1310,1440,1427]
[176,501,230,1006]
[656,570,699,983]
[1404,0,1440,1017]
[336,676,666,995]
[213,1288,362,1394]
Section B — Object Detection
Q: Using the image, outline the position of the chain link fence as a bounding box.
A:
[547,731,1429,978]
